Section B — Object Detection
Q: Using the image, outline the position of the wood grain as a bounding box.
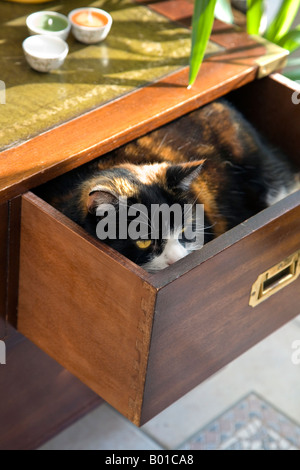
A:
[141,198,300,423]
[18,193,157,425]
[0,335,101,450]
[0,203,8,339]
[140,0,194,24]
[0,1,266,206]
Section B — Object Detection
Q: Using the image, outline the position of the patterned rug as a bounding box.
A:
[180,393,300,450]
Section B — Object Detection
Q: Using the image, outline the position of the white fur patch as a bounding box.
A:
[266,181,300,206]
[143,238,188,272]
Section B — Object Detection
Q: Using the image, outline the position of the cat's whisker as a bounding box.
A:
[130,209,152,227]
[157,132,169,152]
[177,143,190,151]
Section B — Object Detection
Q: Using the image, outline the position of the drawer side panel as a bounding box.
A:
[18,194,156,425]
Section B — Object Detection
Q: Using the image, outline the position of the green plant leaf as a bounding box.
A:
[189,0,217,88]
[264,0,300,44]
[278,26,300,52]
[283,67,300,81]
[215,0,234,24]
[247,0,264,35]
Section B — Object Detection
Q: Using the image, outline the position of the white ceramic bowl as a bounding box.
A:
[69,8,113,44]
[23,35,69,73]
[26,11,71,41]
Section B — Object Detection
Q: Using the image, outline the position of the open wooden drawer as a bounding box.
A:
[17,74,300,426]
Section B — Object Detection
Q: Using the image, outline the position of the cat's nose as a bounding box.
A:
[166,260,175,266]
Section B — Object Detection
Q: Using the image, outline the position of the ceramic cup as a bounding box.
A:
[26,11,71,41]
[68,8,113,44]
[23,35,69,73]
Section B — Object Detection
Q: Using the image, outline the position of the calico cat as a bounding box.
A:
[37,100,299,272]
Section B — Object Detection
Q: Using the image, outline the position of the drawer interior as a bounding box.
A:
[33,74,300,276]
[18,75,300,426]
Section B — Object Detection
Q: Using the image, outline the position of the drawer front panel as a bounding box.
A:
[142,202,300,423]
[18,193,156,425]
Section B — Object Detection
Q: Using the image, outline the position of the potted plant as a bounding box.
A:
[189,0,300,87]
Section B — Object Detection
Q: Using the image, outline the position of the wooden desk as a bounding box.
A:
[0,0,288,449]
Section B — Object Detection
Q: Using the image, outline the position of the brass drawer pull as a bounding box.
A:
[250,250,300,307]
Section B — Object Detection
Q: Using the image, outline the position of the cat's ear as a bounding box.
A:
[87,188,118,215]
[166,161,205,191]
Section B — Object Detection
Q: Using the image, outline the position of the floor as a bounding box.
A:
[40,315,300,450]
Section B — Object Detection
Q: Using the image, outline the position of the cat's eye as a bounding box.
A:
[136,240,152,250]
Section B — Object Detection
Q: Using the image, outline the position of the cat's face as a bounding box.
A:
[86,161,206,272]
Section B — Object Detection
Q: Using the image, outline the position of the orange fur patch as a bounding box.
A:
[137,135,184,163]
[110,177,137,197]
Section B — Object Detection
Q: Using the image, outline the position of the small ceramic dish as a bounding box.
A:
[26,11,71,41]
[23,35,69,73]
[68,8,113,44]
